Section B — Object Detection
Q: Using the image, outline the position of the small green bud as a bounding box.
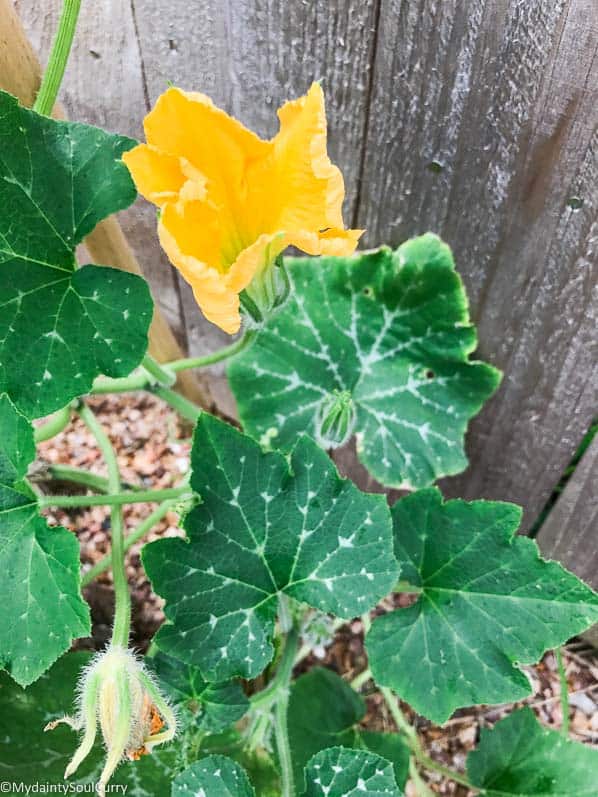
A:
[317,389,355,447]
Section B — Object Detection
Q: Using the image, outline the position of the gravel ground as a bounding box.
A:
[34,393,598,794]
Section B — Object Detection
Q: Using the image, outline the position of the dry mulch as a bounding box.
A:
[34,393,598,794]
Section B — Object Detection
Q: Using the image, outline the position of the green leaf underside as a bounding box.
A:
[288,668,409,790]
[0,90,152,419]
[229,234,501,489]
[467,708,598,796]
[0,394,89,686]
[304,747,402,796]
[151,651,249,733]
[366,488,598,724]
[0,652,177,796]
[143,413,398,682]
[173,755,256,796]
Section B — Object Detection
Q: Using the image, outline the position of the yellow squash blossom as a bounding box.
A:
[123,82,362,334]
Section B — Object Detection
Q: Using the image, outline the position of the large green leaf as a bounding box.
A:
[288,668,409,790]
[0,652,178,796]
[366,488,598,723]
[303,747,402,796]
[229,234,500,489]
[0,90,152,419]
[143,413,398,681]
[172,756,255,796]
[0,393,89,685]
[151,651,249,733]
[467,708,598,796]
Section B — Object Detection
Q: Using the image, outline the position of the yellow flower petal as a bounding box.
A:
[124,83,362,334]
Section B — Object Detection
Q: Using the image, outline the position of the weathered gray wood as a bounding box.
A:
[358,0,598,530]
[536,435,598,644]
[14,0,188,344]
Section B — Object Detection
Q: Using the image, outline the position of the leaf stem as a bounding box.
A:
[272,626,299,797]
[38,485,190,509]
[34,406,72,443]
[151,385,201,424]
[81,495,181,587]
[33,0,82,116]
[141,354,176,387]
[167,331,256,372]
[556,647,570,736]
[92,372,150,394]
[378,686,476,791]
[78,403,130,647]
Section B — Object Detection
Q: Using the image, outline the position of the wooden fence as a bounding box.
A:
[12,1,598,587]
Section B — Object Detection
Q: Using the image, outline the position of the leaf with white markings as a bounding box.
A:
[288,668,409,791]
[0,90,152,419]
[303,747,402,796]
[0,394,89,686]
[366,488,598,723]
[151,651,248,732]
[172,755,255,796]
[142,413,398,681]
[467,708,598,796]
[229,234,500,489]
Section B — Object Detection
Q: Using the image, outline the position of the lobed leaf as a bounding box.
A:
[467,708,598,795]
[142,412,398,681]
[0,90,152,419]
[151,651,249,733]
[229,234,500,489]
[366,488,598,723]
[172,755,255,796]
[288,668,409,790]
[0,394,89,685]
[303,747,403,796]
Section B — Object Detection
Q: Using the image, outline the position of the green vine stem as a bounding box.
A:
[271,626,299,797]
[33,0,82,116]
[78,403,130,647]
[92,372,150,394]
[556,647,570,736]
[151,385,201,424]
[141,354,176,387]
[38,485,190,509]
[168,330,256,372]
[37,464,145,494]
[34,406,72,443]
[81,494,183,587]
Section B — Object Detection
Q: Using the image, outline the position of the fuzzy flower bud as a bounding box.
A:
[45,645,176,796]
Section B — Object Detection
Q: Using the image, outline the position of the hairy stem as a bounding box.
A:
[556,647,570,736]
[81,496,181,587]
[78,403,130,647]
[38,485,190,509]
[33,0,82,116]
[34,406,72,443]
[272,626,299,797]
[168,330,256,372]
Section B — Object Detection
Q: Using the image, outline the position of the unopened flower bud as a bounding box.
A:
[317,389,355,447]
[45,645,176,797]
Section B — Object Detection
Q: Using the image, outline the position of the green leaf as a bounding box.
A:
[366,488,598,724]
[288,668,409,791]
[199,729,281,796]
[0,394,89,685]
[0,652,178,796]
[143,413,398,681]
[0,90,152,419]
[172,755,256,796]
[467,708,598,795]
[229,234,500,489]
[303,747,402,796]
[151,651,249,733]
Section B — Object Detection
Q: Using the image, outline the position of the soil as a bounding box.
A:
[34,393,598,794]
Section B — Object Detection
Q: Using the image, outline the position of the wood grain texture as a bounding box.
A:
[358,0,598,531]
[536,436,598,643]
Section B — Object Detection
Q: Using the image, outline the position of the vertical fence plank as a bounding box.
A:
[357,0,598,530]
